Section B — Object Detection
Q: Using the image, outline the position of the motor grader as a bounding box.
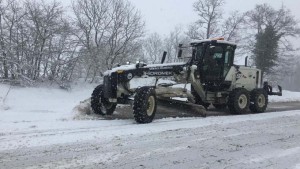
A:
[91,38,282,123]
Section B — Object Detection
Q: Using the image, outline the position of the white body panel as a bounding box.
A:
[225,66,262,91]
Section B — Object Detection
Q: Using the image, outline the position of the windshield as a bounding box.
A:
[193,45,203,61]
[177,45,203,63]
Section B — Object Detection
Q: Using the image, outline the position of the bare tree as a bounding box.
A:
[164,26,189,62]
[0,0,79,86]
[24,0,67,80]
[142,32,163,64]
[4,0,27,80]
[221,11,246,41]
[0,0,8,79]
[0,0,142,85]
[72,0,144,82]
[0,0,30,82]
[142,26,189,64]
[247,4,300,37]
[187,0,224,39]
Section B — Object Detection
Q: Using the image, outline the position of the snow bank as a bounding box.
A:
[0,84,11,111]
[269,90,300,103]
[1,83,299,121]
[0,83,96,122]
[0,82,299,130]
[72,98,93,119]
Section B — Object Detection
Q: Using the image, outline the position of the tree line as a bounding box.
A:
[0,0,144,86]
[0,0,299,90]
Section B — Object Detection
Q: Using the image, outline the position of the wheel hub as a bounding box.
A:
[104,102,113,109]
[147,96,155,116]
[238,94,247,109]
[257,94,266,107]
[99,98,113,113]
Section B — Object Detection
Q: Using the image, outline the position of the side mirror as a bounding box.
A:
[177,44,183,58]
[192,48,196,60]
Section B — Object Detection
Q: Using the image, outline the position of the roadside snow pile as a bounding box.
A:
[0,85,11,111]
[269,90,300,103]
[72,98,106,120]
[0,83,96,122]
[72,98,93,118]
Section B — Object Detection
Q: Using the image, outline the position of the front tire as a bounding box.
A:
[91,85,117,115]
[228,88,250,114]
[249,89,268,113]
[133,87,157,123]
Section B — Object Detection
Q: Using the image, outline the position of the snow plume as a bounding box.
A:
[72,98,106,120]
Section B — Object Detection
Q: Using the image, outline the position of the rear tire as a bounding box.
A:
[249,89,268,113]
[228,88,250,114]
[133,87,157,123]
[91,85,117,115]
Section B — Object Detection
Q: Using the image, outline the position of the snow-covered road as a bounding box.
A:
[1,84,300,169]
[1,110,300,169]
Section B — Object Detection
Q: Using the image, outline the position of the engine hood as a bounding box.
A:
[103,62,187,76]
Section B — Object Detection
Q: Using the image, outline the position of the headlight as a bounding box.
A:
[117,70,124,74]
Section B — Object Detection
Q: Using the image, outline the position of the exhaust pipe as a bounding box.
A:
[161,51,167,64]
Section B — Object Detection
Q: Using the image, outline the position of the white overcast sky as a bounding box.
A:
[127,0,300,36]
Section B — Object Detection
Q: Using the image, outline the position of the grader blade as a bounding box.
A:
[157,98,207,117]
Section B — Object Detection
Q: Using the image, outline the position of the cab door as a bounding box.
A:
[223,46,235,78]
[202,45,224,81]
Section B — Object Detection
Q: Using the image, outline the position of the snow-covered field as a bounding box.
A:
[269,90,300,102]
[1,84,300,168]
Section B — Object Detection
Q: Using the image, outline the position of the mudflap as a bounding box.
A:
[157,98,207,117]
